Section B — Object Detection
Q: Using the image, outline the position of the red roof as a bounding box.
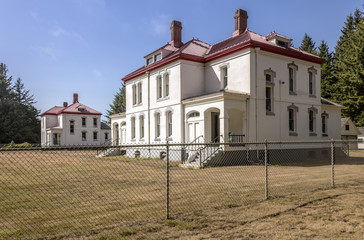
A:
[123,30,325,82]
[40,102,102,116]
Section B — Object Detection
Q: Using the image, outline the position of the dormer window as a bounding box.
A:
[146,57,153,65]
[277,40,288,47]
[154,53,162,62]
[78,106,86,111]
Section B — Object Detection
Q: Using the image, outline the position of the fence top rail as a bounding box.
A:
[0,139,362,151]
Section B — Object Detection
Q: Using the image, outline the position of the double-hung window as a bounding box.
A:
[288,62,298,95]
[139,115,144,139]
[221,66,228,88]
[155,113,161,139]
[308,67,317,97]
[166,111,172,138]
[287,104,298,136]
[131,117,136,140]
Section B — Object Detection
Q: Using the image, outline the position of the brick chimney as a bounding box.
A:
[170,20,183,48]
[63,102,68,107]
[233,9,248,37]
[73,93,78,103]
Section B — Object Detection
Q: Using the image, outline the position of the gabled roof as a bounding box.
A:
[321,98,345,108]
[123,39,210,81]
[40,102,102,116]
[123,30,326,82]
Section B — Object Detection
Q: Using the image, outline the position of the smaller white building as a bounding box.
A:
[40,93,111,146]
[341,118,360,150]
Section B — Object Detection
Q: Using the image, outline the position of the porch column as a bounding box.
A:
[219,116,229,144]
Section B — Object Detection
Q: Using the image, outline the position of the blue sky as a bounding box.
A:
[0,0,362,120]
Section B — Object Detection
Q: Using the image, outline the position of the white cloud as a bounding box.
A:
[33,45,59,61]
[150,14,170,37]
[50,26,89,47]
[30,11,38,20]
[93,69,103,79]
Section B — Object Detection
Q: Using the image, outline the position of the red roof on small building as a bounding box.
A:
[40,102,102,116]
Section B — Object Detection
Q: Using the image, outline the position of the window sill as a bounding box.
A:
[266,81,275,86]
[139,138,145,142]
[309,94,316,98]
[289,91,297,96]
[322,134,328,137]
[266,111,275,116]
[309,132,317,136]
[131,139,136,142]
[157,96,170,102]
[166,137,173,142]
[154,138,161,141]
[289,132,298,136]
[133,103,142,107]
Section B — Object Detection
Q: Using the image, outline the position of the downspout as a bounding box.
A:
[146,71,151,157]
[254,47,260,142]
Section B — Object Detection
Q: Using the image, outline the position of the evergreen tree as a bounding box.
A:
[318,40,335,99]
[332,10,364,126]
[300,33,317,54]
[105,85,126,122]
[0,63,40,143]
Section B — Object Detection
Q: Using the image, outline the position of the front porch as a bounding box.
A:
[183,90,249,145]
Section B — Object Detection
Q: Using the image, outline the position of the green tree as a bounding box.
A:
[0,63,40,144]
[299,33,317,54]
[332,10,364,126]
[105,85,126,122]
[318,40,335,99]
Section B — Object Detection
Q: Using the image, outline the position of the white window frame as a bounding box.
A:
[157,75,162,99]
[137,82,142,104]
[287,104,299,136]
[308,106,318,136]
[82,131,87,141]
[82,117,86,127]
[70,120,75,134]
[139,115,144,140]
[166,111,172,138]
[321,112,329,136]
[220,65,228,89]
[131,117,136,140]
[288,62,298,95]
[308,66,317,97]
[155,112,161,139]
[265,86,274,115]
[164,73,169,97]
[132,84,137,105]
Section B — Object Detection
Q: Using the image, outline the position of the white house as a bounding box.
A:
[41,93,111,146]
[110,9,343,164]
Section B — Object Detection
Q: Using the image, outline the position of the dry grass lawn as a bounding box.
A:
[0,148,363,239]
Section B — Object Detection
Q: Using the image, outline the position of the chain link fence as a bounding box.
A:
[1,140,363,239]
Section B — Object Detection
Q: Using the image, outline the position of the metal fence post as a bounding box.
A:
[264,139,268,200]
[166,141,170,219]
[331,139,335,188]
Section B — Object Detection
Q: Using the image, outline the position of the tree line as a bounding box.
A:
[0,63,40,144]
[299,8,364,126]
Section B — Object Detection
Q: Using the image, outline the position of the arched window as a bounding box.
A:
[188,112,200,118]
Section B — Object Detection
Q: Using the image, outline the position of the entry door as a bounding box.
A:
[188,123,195,142]
[121,128,126,144]
[211,112,220,142]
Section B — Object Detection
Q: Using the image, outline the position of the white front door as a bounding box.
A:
[188,123,194,142]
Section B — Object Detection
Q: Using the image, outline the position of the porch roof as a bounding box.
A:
[182,90,249,105]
